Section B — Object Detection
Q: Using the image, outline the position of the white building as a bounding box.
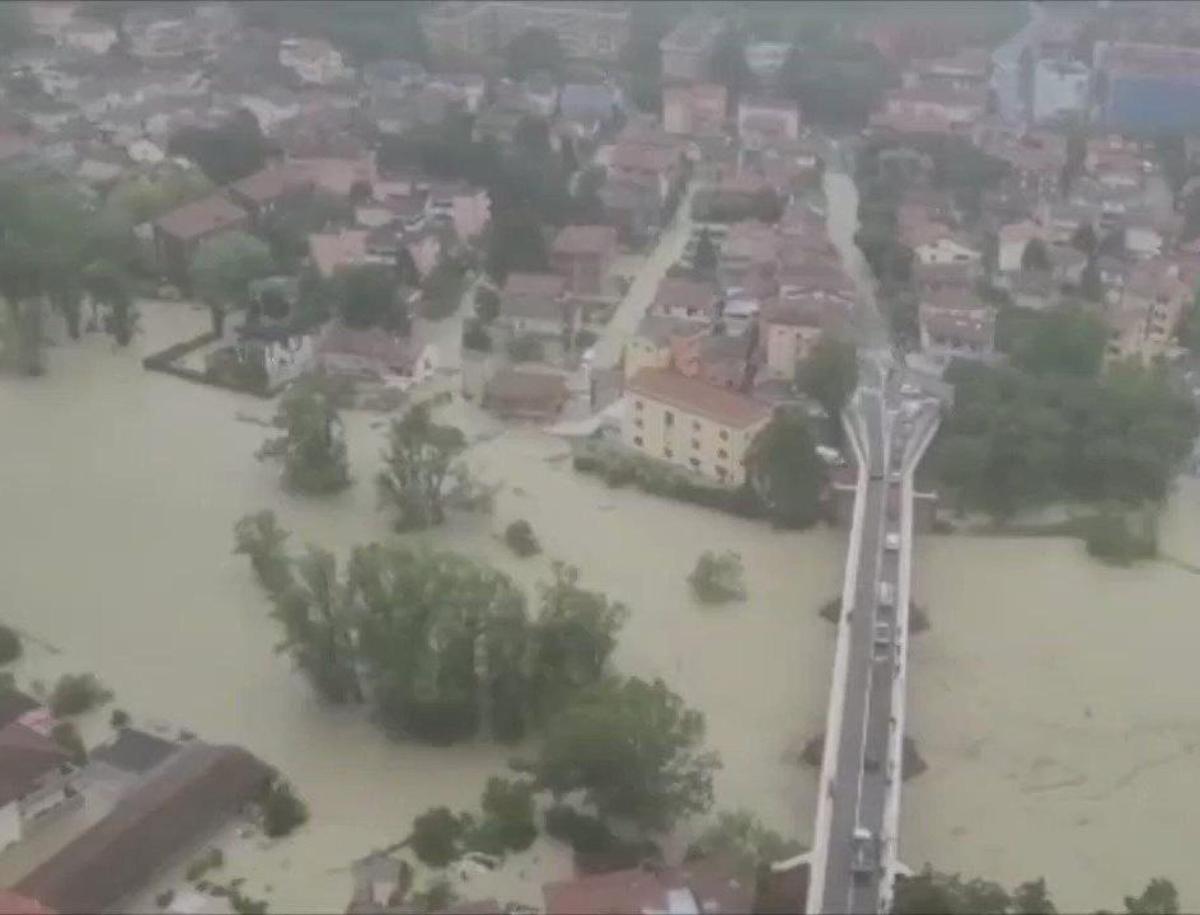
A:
[279,38,349,86]
[1033,59,1090,125]
[914,236,982,267]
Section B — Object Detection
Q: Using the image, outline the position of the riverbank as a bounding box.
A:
[0,301,839,912]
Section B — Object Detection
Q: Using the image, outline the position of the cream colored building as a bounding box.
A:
[623,367,772,486]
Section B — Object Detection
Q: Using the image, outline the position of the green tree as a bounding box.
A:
[190,232,275,336]
[1012,878,1057,915]
[506,28,565,81]
[168,110,270,185]
[709,26,753,100]
[421,257,470,320]
[476,777,537,853]
[1124,879,1179,915]
[330,263,407,332]
[686,810,803,875]
[797,338,859,441]
[475,286,501,324]
[51,721,87,765]
[1021,238,1051,272]
[270,546,362,703]
[0,625,22,665]
[688,551,747,604]
[532,676,720,833]
[693,228,718,273]
[1072,222,1098,256]
[104,167,214,226]
[346,544,531,742]
[530,563,628,717]
[257,381,352,495]
[746,409,827,529]
[507,334,545,363]
[486,208,549,282]
[1009,305,1107,378]
[261,778,309,838]
[411,807,468,867]
[376,403,469,530]
[893,866,1012,914]
[49,673,113,717]
[233,510,292,595]
[504,519,541,557]
[84,260,138,347]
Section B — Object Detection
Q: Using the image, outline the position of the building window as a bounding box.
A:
[664,447,673,458]
[665,411,674,427]
[635,400,644,411]
[719,429,729,441]
[718,448,728,459]
[692,420,701,431]
[633,436,643,447]
[716,465,728,480]
[692,438,701,450]
[690,457,700,468]
[635,418,644,429]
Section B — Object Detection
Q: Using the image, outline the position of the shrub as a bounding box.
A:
[156,890,175,909]
[475,287,500,323]
[185,847,225,882]
[411,806,467,867]
[110,708,131,729]
[49,673,113,717]
[479,777,537,852]
[575,328,598,350]
[818,597,841,623]
[1084,512,1157,565]
[507,334,545,363]
[261,779,309,838]
[688,550,747,604]
[462,318,493,353]
[542,804,659,873]
[0,625,21,665]
[504,520,541,557]
[51,721,87,765]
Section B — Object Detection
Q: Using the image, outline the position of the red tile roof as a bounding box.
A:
[229,164,313,206]
[543,860,755,915]
[552,224,617,257]
[502,272,567,300]
[318,325,425,372]
[0,723,68,808]
[627,367,772,429]
[652,277,720,316]
[154,194,247,241]
[0,891,55,915]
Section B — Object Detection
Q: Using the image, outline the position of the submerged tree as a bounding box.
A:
[233,510,292,594]
[258,382,351,495]
[84,260,138,346]
[796,338,859,442]
[377,403,472,530]
[190,231,275,336]
[688,550,747,604]
[746,409,827,529]
[686,809,803,874]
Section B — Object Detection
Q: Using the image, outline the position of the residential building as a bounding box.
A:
[543,859,755,915]
[1095,41,1200,134]
[520,72,560,118]
[308,230,383,278]
[227,165,314,225]
[737,97,801,146]
[317,325,438,388]
[427,181,490,241]
[153,194,249,287]
[908,47,991,93]
[651,277,722,321]
[623,314,709,380]
[212,324,316,390]
[675,329,753,390]
[623,367,772,485]
[1107,258,1190,362]
[551,225,617,298]
[870,85,987,135]
[290,156,377,198]
[0,707,76,850]
[998,219,1047,274]
[660,14,724,84]
[1032,59,1091,125]
[483,367,571,421]
[761,295,838,380]
[919,294,997,362]
[498,272,576,341]
[559,83,621,132]
[600,176,664,246]
[913,234,983,268]
[662,84,728,136]
[279,37,350,86]
[363,59,428,98]
[347,852,502,915]
[14,742,273,915]
[122,8,204,59]
[745,41,793,84]
[59,18,118,54]
[421,2,630,65]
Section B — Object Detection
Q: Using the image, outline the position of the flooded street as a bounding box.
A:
[0,303,839,911]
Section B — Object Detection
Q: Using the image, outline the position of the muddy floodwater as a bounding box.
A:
[905,484,1200,912]
[0,304,839,911]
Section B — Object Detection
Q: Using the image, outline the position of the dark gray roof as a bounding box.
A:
[91,729,181,775]
[0,690,39,729]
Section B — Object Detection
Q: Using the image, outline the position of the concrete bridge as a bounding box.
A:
[801,360,941,914]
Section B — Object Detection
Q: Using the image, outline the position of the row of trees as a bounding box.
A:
[0,178,141,375]
[895,866,1180,915]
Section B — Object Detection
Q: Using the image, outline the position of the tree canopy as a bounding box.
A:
[506,28,565,81]
[746,409,827,528]
[168,110,272,185]
[329,263,408,332]
[257,377,352,495]
[796,338,859,441]
[532,676,720,833]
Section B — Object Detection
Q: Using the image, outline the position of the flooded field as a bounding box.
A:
[0,303,839,911]
[905,481,1200,912]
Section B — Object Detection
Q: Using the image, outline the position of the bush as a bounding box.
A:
[688,551,747,604]
[462,318,493,353]
[51,721,87,765]
[542,804,659,874]
[411,806,467,867]
[185,847,225,882]
[1083,512,1157,565]
[479,777,537,852]
[261,779,309,838]
[0,625,21,665]
[49,673,113,717]
[507,334,545,363]
[110,708,131,729]
[575,328,598,350]
[504,520,541,557]
[155,890,175,909]
[475,287,500,323]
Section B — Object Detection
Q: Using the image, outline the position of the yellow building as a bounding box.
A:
[623,367,772,486]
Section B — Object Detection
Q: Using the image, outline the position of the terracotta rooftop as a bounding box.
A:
[610,141,680,174]
[318,325,425,371]
[652,277,720,317]
[16,743,272,915]
[308,229,371,277]
[154,193,246,241]
[502,271,567,300]
[627,367,771,429]
[552,224,617,257]
[484,368,570,412]
[543,859,755,915]
[229,164,312,205]
[0,722,68,809]
[920,303,996,346]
